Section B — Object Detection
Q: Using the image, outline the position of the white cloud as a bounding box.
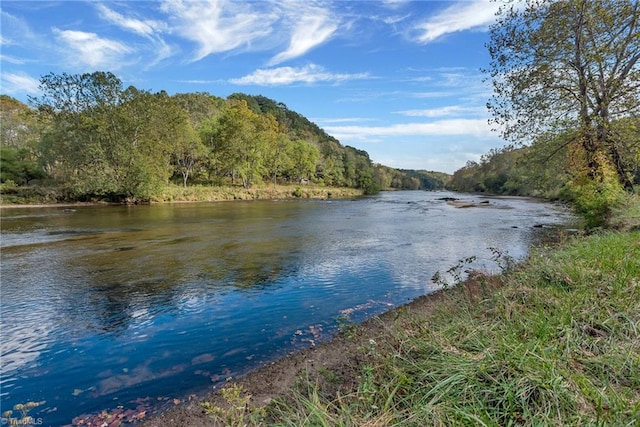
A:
[383,13,412,25]
[230,64,370,86]
[269,7,337,65]
[0,54,27,65]
[177,79,222,85]
[395,106,487,118]
[1,72,40,95]
[411,91,453,98]
[382,0,411,9]
[314,117,377,124]
[96,4,166,37]
[161,0,276,61]
[95,3,174,68]
[53,28,133,69]
[324,119,494,142]
[1,10,36,46]
[413,0,500,43]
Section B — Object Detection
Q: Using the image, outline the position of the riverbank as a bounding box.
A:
[139,199,639,426]
[0,184,365,208]
[153,184,365,203]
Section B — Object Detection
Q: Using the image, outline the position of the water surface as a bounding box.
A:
[0,191,573,425]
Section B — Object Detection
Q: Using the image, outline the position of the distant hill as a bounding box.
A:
[1,75,450,202]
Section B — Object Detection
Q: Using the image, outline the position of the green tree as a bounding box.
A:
[486,0,640,191]
[288,140,320,183]
[0,96,44,184]
[0,146,46,184]
[264,131,294,186]
[31,72,189,200]
[1,95,38,149]
[172,129,208,187]
[213,100,266,188]
[32,72,130,197]
[172,92,225,129]
[116,89,191,197]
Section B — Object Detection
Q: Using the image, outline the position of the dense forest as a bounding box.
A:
[448,120,640,199]
[0,73,447,203]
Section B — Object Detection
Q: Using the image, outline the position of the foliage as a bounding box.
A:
[28,72,193,201]
[1,73,453,204]
[486,0,640,191]
[201,384,265,426]
[608,192,640,231]
[449,118,638,227]
[567,147,627,228]
[393,168,449,190]
[0,145,46,185]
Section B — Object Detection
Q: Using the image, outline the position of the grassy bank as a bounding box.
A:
[198,201,640,426]
[0,183,364,205]
[151,184,364,202]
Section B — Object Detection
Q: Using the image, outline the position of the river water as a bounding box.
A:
[0,191,573,425]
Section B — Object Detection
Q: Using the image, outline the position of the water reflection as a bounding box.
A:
[0,192,574,424]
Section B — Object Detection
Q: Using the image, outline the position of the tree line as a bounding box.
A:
[0,73,447,203]
[449,119,640,198]
[450,0,639,227]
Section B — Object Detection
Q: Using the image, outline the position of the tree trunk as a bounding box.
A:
[608,142,635,191]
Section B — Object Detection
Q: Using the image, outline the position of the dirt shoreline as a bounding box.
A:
[140,283,466,427]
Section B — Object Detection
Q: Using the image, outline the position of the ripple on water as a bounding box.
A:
[0,192,575,426]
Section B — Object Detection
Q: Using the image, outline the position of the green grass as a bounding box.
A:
[608,193,640,232]
[204,223,639,426]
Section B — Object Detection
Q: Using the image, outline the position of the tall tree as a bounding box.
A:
[0,96,44,184]
[31,72,190,199]
[486,0,640,190]
[288,140,320,183]
[263,127,294,187]
[213,100,266,188]
[32,72,130,196]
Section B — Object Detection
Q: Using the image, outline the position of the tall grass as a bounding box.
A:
[608,193,640,232]
[254,231,639,426]
[199,196,639,426]
[152,184,364,203]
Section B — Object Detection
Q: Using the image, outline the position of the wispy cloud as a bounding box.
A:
[229,64,370,86]
[1,72,40,95]
[53,28,133,69]
[269,4,338,65]
[96,4,173,67]
[314,117,377,124]
[0,54,27,65]
[161,0,275,62]
[324,119,494,142]
[96,4,166,38]
[176,79,223,85]
[1,10,36,47]
[413,0,499,43]
[411,91,453,98]
[395,106,486,118]
[382,0,411,9]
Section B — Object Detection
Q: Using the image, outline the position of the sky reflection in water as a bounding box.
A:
[0,191,574,425]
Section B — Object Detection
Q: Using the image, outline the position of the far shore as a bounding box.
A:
[0,202,117,209]
[0,184,367,209]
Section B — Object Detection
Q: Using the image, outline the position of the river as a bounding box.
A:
[0,191,574,425]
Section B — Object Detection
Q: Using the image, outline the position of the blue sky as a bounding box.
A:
[1,0,506,174]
